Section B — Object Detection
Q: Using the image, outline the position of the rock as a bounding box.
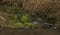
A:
[33,21,38,24]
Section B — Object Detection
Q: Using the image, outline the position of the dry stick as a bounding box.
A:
[0,16,5,31]
[0,16,5,21]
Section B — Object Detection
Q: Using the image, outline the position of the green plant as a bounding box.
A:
[13,22,24,28]
[21,14,30,22]
[24,22,37,29]
[37,18,42,22]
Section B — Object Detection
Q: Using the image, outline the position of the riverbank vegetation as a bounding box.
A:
[0,0,60,30]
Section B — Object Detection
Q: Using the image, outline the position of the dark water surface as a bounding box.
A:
[0,28,60,35]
